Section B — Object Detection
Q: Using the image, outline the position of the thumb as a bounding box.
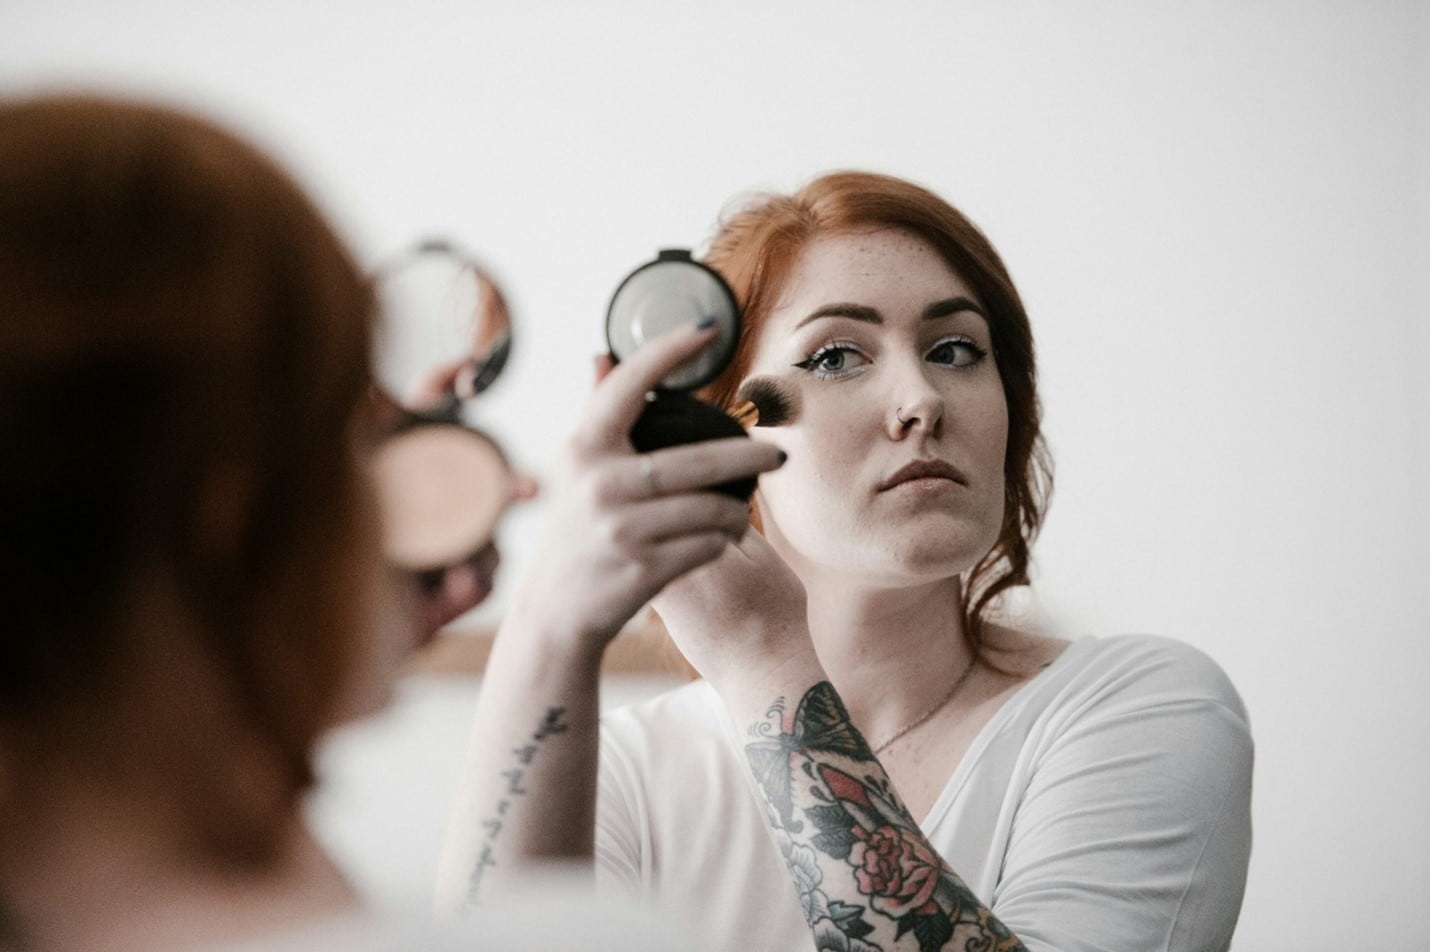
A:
[592,352,616,385]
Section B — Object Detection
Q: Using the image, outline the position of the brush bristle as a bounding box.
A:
[733,376,797,427]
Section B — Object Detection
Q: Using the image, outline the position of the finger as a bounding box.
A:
[510,472,540,502]
[417,544,500,634]
[616,492,752,545]
[616,438,785,501]
[581,320,718,449]
[404,358,469,409]
[643,530,738,588]
[592,352,616,385]
[421,565,481,632]
[444,562,485,607]
[726,519,777,562]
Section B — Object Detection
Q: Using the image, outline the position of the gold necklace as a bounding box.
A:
[871,657,979,755]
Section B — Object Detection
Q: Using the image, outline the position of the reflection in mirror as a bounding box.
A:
[368,240,516,587]
[374,238,511,405]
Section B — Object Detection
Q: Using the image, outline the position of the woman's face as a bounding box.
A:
[744,228,1008,587]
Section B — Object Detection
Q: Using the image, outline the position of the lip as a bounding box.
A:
[877,459,968,492]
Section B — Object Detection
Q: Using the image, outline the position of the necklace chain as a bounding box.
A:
[871,657,979,755]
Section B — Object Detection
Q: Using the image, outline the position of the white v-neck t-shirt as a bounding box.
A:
[596,635,1253,952]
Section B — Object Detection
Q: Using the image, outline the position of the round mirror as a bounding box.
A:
[604,248,755,500]
[373,238,511,405]
[606,249,739,392]
[369,240,516,576]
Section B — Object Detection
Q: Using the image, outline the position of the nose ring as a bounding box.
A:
[895,407,910,426]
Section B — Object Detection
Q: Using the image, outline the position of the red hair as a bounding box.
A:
[0,95,378,865]
[700,171,1053,659]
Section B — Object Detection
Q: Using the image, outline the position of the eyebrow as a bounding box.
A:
[794,296,986,329]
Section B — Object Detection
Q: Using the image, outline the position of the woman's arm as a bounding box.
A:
[652,533,1026,952]
[434,322,785,912]
[730,661,1025,952]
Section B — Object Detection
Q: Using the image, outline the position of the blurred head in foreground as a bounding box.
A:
[0,93,392,947]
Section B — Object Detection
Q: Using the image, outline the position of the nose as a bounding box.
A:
[886,366,944,440]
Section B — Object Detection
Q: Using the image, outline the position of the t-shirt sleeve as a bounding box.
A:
[992,637,1254,952]
[595,716,646,901]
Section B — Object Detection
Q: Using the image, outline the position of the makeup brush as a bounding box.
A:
[730,376,800,428]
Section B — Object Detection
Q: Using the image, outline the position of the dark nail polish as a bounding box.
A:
[777,450,788,465]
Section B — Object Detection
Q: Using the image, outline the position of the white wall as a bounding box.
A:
[4,2,1426,947]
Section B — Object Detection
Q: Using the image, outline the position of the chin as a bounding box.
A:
[872,524,998,581]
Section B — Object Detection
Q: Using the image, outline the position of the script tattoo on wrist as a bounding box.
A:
[464,706,569,906]
[745,682,1024,952]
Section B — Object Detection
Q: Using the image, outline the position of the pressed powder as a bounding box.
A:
[370,423,511,572]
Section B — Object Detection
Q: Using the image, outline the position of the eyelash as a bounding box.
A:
[792,336,987,380]
[793,340,866,379]
[926,335,987,367]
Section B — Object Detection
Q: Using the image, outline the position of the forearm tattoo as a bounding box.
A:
[464,706,569,906]
[745,682,1024,952]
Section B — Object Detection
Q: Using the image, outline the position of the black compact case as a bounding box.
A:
[606,249,754,500]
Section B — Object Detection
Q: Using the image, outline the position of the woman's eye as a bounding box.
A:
[795,344,867,378]
[927,337,985,367]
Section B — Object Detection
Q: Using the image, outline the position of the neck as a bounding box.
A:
[798,567,975,749]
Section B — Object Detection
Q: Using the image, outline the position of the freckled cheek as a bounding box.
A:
[969,400,1010,527]
[783,417,868,490]
[959,388,1009,473]
[764,440,839,500]
[979,422,1009,481]
[758,430,859,525]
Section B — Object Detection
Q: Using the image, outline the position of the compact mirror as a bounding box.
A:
[373,238,511,404]
[607,248,739,391]
[606,249,754,500]
[369,239,516,584]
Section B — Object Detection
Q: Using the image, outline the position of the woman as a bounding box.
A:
[0,93,391,952]
[0,93,740,951]
[439,172,1253,951]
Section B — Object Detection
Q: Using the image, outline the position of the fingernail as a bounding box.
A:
[776,450,788,465]
[696,314,717,331]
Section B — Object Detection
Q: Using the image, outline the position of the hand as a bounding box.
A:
[395,360,541,640]
[412,539,526,637]
[503,321,787,659]
[651,525,815,694]
[404,357,474,409]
